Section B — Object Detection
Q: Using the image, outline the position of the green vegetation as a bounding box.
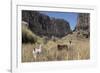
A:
[22,25,37,43]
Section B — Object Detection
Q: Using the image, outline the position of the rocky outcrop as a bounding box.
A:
[74,13,90,38]
[75,13,90,32]
[22,10,71,38]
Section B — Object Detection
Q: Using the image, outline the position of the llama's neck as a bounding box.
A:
[39,45,42,49]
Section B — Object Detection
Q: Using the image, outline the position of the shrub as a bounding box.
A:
[22,25,37,43]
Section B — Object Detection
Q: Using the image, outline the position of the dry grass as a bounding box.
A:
[22,33,90,62]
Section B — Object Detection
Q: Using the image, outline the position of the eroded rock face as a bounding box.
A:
[76,13,90,31]
[75,13,90,38]
[22,10,71,38]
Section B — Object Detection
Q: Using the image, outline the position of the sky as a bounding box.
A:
[40,11,78,30]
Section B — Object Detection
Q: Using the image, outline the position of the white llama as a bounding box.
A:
[32,44,42,60]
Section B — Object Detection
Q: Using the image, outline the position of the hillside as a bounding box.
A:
[22,32,90,62]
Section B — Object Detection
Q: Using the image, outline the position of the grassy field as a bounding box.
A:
[22,32,90,62]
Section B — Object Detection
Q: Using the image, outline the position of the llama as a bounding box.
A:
[57,40,73,51]
[32,44,42,60]
[57,44,68,51]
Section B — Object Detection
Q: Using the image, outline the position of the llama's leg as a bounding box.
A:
[33,54,37,61]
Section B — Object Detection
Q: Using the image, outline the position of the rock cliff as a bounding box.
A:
[74,13,90,38]
[22,10,71,38]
